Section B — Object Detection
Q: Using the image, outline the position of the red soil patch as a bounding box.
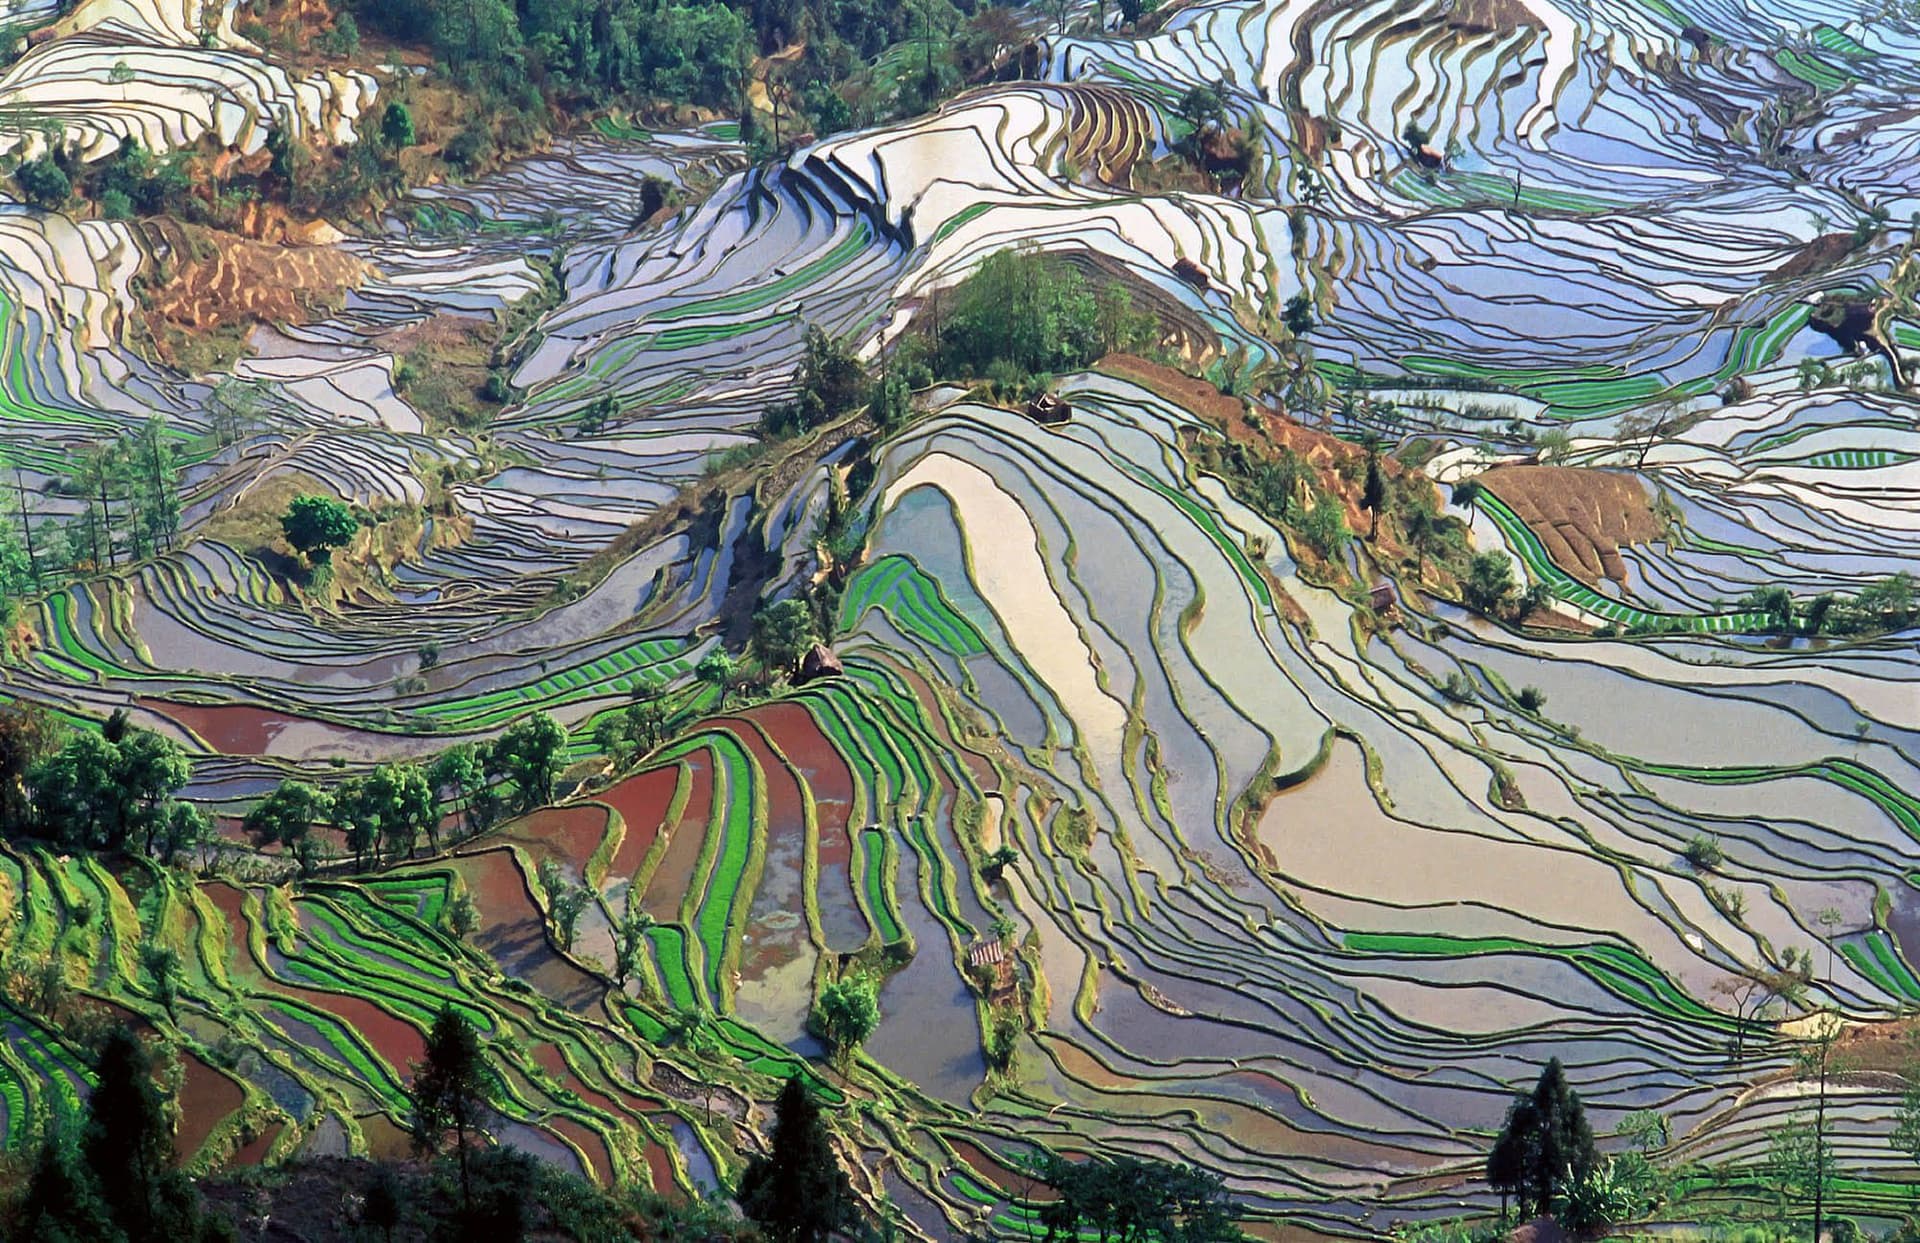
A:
[137,697,303,754]
[1480,465,1658,585]
[274,981,427,1079]
[175,1051,246,1164]
[452,847,606,1012]
[757,702,853,867]
[358,1112,415,1161]
[550,1116,615,1185]
[638,752,715,923]
[493,804,611,874]
[950,1139,1057,1200]
[225,1120,283,1168]
[604,766,681,876]
[643,1139,683,1200]
[532,1042,628,1121]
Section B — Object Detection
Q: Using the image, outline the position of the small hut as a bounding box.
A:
[1171,257,1211,291]
[1369,579,1397,615]
[1024,392,1072,425]
[795,642,843,685]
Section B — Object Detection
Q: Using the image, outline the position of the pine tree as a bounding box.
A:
[84,1026,175,1241]
[739,1075,854,1243]
[410,1004,492,1211]
[1487,1057,1595,1219]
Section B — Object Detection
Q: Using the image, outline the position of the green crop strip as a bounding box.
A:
[1479,492,1771,631]
[1342,932,1731,1029]
[1640,757,1920,843]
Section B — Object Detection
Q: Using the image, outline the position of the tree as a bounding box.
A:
[492,712,565,812]
[14,157,71,210]
[1361,447,1386,537]
[537,857,590,952]
[1451,477,1484,513]
[139,943,181,1023]
[611,890,651,986]
[753,597,816,675]
[13,1128,119,1243]
[1032,1152,1244,1243]
[363,1164,403,1242]
[763,325,867,436]
[1487,1057,1595,1219]
[336,763,437,866]
[594,688,671,768]
[696,650,736,702]
[207,376,265,447]
[738,1075,854,1243]
[683,1020,726,1121]
[1282,292,1314,337]
[430,743,495,840]
[814,975,879,1071]
[85,1026,176,1240]
[244,780,331,873]
[30,724,191,856]
[0,700,58,836]
[445,890,478,941]
[411,1004,492,1212]
[1463,551,1517,615]
[153,801,210,867]
[380,101,417,149]
[281,494,358,566]
[1175,84,1226,152]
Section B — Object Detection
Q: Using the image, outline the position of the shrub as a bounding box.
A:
[14,157,71,210]
[1515,686,1545,713]
[98,189,134,220]
[1683,834,1724,871]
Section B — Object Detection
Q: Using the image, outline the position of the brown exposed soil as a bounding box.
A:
[1770,232,1862,283]
[225,1120,283,1168]
[176,1051,248,1164]
[139,219,369,342]
[1479,465,1658,585]
[490,804,612,875]
[604,766,681,877]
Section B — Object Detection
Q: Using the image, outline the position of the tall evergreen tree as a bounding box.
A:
[1487,1057,1595,1219]
[410,1003,492,1211]
[84,1027,174,1241]
[739,1075,854,1243]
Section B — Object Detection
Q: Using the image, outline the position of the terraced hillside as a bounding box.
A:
[5,0,1920,1237]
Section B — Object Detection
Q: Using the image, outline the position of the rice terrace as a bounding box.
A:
[0,0,1918,1239]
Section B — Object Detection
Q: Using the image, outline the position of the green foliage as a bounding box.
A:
[491,712,566,812]
[410,1004,493,1210]
[281,494,359,565]
[814,975,879,1068]
[1300,498,1349,559]
[764,326,868,437]
[336,762,438,865]
[937,246,1153,383]
[139,943,182,1021]
[26,724,192,857]
[753,597,817,674]
[1684,834,1725,871]
[739,1076,855,1243]
[381,102,418,149]
[1463,551,1516,614]
[594,687,672,767]
[244,780,331,873]
[536,857,591,951]
[14,157,71,210]
[320,11,360,56]
[1515,686,1546,713]
[1029,1151,1244,1243]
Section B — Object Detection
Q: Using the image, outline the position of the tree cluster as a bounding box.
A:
[9,1026,228,1243]
[1027,1151,1244,1242]
[243,712,563,875]
[2,707,203,863]
[928,245,1156,390]
[1486,1057,1596,1222]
